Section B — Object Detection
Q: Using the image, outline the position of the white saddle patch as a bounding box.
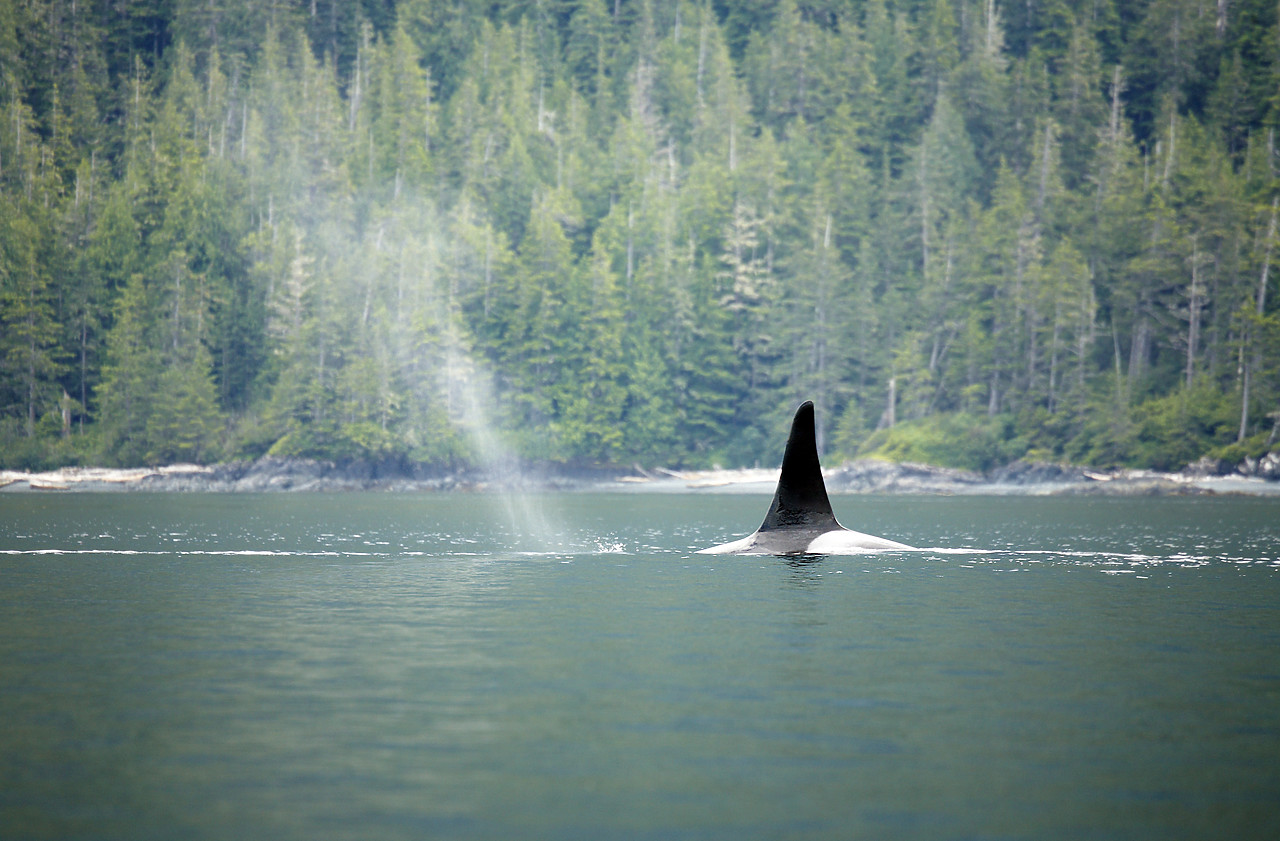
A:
[805,529,912,554]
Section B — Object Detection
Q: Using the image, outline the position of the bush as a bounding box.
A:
[856,412,1027,472]
[1208,431,1271,465]
[1129,380,1238,470]
[0,418,98,471]
[0,420,56,471]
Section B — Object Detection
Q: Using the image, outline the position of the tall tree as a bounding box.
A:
[0,195,63,438]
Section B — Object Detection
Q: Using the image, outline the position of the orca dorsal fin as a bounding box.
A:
[757,401,839,532]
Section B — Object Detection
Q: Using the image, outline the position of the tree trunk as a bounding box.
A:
[1185,238,1201,390]
[1240,197,1277,441]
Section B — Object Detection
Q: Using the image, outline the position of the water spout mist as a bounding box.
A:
[442,336,559,551]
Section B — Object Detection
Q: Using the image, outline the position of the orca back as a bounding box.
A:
[757,401,839,533]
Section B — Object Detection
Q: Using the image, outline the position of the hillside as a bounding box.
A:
[2,1,1279,473]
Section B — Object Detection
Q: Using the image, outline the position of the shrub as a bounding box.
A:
[856,412,1026,472]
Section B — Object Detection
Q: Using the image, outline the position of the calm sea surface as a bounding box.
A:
[1,492,1278,840]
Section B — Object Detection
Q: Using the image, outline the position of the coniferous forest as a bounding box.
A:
[2,0,1280,473]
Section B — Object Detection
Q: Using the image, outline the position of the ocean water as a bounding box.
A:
[1,492,1278,840]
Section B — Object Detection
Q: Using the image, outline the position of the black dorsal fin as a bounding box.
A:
[757,401,839,532]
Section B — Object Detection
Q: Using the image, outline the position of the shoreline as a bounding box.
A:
[3,456,1280,496]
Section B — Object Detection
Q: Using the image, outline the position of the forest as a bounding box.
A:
[2,0,1279,473]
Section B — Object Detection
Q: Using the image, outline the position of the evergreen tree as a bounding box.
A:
[3,0,1280,472]
[0,195,64,439]
[143,340,224,464]
[95,274,161,465]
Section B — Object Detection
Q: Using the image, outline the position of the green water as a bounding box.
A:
[1,493,1278,840]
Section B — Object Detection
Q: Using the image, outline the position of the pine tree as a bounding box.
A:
[496,188,581,456]
[144,340,224,464]
[1052,17,1109,189]
[95,274,161,465]
[950,0,1013,190]
[1040,239,1096,416]
[557,238,629,462]
[0,196,64,438]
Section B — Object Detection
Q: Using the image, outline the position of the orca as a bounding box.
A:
[698,401,913,555]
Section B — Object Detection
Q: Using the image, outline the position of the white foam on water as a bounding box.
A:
[0,548,386,558]
[593,540,628,554]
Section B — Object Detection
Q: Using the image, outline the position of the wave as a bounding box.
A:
[3,546,1272,567]
[0,548,386,557]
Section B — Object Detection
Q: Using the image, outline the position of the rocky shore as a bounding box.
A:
[0,456,625,494]
[3,453,1280,495]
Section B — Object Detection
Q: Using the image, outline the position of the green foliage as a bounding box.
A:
[1128,380,1241,471]
[1,0,1279,474]
[1210,431,1274,466]
[268,419,405,462]
[142,343,225,465]
[857,412,1026,473]
[1060,378,1244,471]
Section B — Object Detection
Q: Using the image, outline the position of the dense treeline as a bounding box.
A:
[2,0,1279,472]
